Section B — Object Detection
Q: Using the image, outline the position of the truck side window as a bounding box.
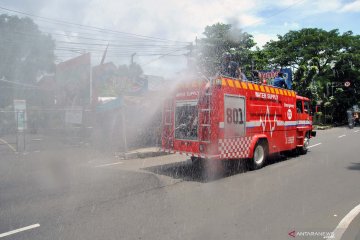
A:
[304,101,310,115]
[296,100,303,113]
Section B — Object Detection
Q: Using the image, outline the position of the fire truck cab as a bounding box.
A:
[162,76,316,170]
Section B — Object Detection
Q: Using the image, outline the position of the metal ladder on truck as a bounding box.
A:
[163,98,174,150]
[198,82,212,146]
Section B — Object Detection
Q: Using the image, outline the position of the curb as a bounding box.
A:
[314,125,332,130]
[116,150,169,160]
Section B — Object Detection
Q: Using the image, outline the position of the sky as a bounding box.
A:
[1,0,360,77]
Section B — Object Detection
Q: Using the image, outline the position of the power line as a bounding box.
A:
[1,28,189,55]
[0,78,40,89]
[0,6,191,70]
[7,27,189,46]
[1,30,189,59]
[55,40,187,48]
[141,48,187,66]
[37,24,186,45]
[0,6,190,44]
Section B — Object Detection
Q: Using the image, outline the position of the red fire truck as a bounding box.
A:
[162,76,316,170]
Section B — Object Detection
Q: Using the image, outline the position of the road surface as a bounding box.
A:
[0,127,359,240]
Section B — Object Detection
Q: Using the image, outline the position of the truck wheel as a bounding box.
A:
[298,135,309,155]
[249,141,267,170]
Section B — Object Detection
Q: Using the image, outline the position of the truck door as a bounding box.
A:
[297,100,311,123]
[296,99,309,124]
[296,99,311,136]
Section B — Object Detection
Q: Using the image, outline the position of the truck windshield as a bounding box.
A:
[304,101,310,115]
[296,100,303,113]
[175,101,198,140]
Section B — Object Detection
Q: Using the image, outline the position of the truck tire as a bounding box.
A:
[298,134,309,155]
[249,141,267,170]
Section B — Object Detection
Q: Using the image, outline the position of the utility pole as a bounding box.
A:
[100,43,109,65]
[121,53,137,158]
[121,104,127,157]
[130,53,136,65]
[89,56,93,105]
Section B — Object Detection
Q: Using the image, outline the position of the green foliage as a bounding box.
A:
[324,114,333,124]
[0,14,55,107]
[195,23,256,76]
[264,28,343,70]
[250,47,271,70]
[260,28,360,123]
[195,23,360,123]
[314,111,323,124]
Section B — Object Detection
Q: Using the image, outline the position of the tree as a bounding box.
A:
[195,23,256,76]
[328,43,360,123]
[249,47,271,70]
[260,28,360,123]
[0,14,55,107]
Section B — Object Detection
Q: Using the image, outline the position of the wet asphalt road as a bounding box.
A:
[0,127,359,240]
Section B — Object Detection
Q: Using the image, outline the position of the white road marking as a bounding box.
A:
[0,138,16,152]
[0,223,40,238]
[354,130,359,133]
[338,135,346,138]
[94,161,124,168]
[333,203,360,240]
[308,143,322,148]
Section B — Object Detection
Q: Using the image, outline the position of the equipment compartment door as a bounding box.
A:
[224,95,246,138]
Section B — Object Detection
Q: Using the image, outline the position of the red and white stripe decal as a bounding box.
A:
[218,137,252,159]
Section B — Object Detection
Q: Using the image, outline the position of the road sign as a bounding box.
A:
[13,100,27,131]
[344,81,351,87]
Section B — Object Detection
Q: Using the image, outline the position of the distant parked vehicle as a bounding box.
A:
[347,110,354,129]
[347,105,360,129]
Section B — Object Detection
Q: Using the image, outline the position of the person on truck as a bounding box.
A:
[220,52,240,78]
[273,72,287,88]
[239,66,248,81]
[251,70,261,83]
